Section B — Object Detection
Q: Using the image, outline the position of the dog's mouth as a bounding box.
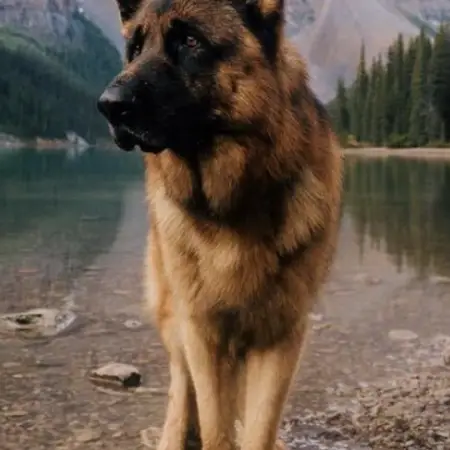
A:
[108,123,168,154]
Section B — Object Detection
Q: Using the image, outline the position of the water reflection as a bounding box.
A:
[344,155,450,279]
[0,148,143,310]
[3,149,450,310]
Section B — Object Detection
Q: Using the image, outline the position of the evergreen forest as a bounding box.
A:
[0,12,122,142]
[329,24,450,148]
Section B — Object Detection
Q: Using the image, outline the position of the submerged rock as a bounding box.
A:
[73,428,103,443]
[124,319,143,330]
[0,308,78,338]
[388,329,418,342]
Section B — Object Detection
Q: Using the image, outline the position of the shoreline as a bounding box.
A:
[3,137,450,159]
[343,146,450,160]
[0,133,113,151]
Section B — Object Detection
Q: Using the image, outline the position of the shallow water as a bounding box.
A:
[1,148,450,449]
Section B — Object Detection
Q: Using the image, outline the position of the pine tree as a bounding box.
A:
[409,28,429,146]
[363,60,376,142]
[384,44,396,138]
[430,23,450,141]
[328,25,450,148]
[370,57,386,145]
[392,34,406,136]
[351,43,369,141]
[335,77,350,137]
[403,37,418,137]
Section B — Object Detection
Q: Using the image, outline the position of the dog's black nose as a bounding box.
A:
[97,85,134,124]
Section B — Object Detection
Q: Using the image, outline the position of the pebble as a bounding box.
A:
[74,428,102,443]
[353,273,382,285]
[124,319,143,329]
[89,362,142,389]
[2,362,21,369]
[309,313,324,322]
[429,276,450,284]
[4,410,28,417]
[0,308,78,338]
[388,329,418,342]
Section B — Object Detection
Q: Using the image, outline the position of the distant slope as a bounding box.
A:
[80,0,124,53]
[389,0,450,24]
[294,0,419,101]
[0,11,122,140]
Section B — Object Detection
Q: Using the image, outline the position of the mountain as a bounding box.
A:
[78,0,124,52]
[291,0,419,101]
[0,0,122,141]
[0,0,86,47]
[286,0,450,101]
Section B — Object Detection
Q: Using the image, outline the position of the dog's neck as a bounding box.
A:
[145,129,296,234]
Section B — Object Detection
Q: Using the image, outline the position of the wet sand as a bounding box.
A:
[1,181,450,449]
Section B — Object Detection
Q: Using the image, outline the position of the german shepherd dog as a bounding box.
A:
[97,0,342,449]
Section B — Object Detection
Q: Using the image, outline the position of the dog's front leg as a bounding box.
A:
[240,326,307,450]
[182,319,238,450]
[157,356,199,450]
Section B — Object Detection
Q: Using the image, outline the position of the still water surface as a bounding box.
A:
[1,149,450,298]
[343,155,450,279]
[0,148,144,311]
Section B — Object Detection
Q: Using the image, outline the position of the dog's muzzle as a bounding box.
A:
[97,84,167,153]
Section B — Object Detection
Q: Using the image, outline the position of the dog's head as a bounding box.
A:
[98,0,287,154]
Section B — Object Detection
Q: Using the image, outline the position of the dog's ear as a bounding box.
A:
[241,0,285,61]
[115,0,143,24]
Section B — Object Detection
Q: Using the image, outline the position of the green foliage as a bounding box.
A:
[330,26,450,148]
[0,13,122,141]
[386,134,411,148]
[408,29,430,146]
[430,24,450,140]
[332,77,350,143]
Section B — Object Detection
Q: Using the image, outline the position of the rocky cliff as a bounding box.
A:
[0,0,88,46]
[0,0,122,140]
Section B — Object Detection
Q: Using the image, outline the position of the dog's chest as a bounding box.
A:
[150,189,276,306]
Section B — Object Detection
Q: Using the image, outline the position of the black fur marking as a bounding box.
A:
[117,0,142,22]
[126,25,145,62]
[231,0,282,64]
[245,10,281,63]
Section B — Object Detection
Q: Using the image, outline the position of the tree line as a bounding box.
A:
[329,24,450,148]
[0,12,122,142]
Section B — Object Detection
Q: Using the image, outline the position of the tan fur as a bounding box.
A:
[113,1,343,450]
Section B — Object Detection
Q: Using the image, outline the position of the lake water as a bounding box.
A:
[1,148,450,291]
[0,148,144,312]
[1,148,450,450]
[343,155,450,280]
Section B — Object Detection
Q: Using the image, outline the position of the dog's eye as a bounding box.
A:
[184,35,198,48]
[127,26,145,62]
